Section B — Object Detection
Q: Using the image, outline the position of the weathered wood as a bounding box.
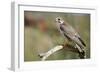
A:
[38,43,85,60]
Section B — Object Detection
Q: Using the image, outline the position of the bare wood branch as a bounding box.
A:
[39,46,63,61]
[38,43,85,60]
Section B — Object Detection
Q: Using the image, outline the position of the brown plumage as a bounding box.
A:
[56,17,86,58]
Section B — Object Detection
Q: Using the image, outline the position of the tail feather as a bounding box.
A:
[76,44,86,59]
[78,51,86,59]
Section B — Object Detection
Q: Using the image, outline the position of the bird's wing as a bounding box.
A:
[60,22,77,39]
[76,36,86,47]
[60,22,86,47]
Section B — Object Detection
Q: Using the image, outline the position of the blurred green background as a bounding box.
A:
[24,11,90,61]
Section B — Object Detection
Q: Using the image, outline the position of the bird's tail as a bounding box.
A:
[75,44,86,59]
[78,50,86,59]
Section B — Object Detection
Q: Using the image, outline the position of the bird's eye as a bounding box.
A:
[58,18,60,20]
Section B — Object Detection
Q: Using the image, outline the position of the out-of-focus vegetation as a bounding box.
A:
[24,11,90,61]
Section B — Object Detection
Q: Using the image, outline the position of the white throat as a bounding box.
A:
[60,21,64,24]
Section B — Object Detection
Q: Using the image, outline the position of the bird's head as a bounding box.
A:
[55,17,64,24]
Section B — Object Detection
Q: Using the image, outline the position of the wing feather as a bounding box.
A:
[60,22,86,47]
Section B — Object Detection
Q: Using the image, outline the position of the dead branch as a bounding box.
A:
[38,43,85,61]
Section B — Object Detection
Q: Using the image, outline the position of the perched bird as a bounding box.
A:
[55,17,86,58]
